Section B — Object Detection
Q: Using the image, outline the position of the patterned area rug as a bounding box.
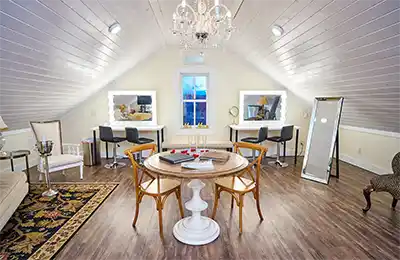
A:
[0,183,118,260]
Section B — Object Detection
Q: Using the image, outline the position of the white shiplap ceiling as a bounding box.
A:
[0,0,399,132]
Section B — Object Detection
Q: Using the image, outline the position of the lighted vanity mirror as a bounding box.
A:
[108,91,157,125]
[239,91,287,124]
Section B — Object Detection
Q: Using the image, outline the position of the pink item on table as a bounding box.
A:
[170,149,176,154]
[193,154,199,158]
[190,148,196,152]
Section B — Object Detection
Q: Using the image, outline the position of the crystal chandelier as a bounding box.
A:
[172,0,234,49]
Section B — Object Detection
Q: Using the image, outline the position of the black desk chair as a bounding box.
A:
[126,127,154,162]
[99,126,126,169]
[267,125,294,167]
[241,127,268,160]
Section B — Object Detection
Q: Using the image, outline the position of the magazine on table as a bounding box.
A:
[199,151,230,163]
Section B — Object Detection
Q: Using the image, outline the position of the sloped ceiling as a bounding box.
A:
[0,0,399,132]
[0,0,164,130]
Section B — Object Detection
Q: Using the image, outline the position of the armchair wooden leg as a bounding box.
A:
[363,184,374,213]
[254,190,264,221]
[175,188,184,218]
[132,192,143,227]
[132,201,140,227]
[392,198,398,210]
[239,195,244,234]
[156,196,164,239]
[211,186,220,219]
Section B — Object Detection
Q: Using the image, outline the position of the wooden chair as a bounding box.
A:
[211,142,267,234]
[124,144,184,238]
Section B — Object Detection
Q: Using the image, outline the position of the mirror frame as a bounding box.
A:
[301,97,344,184]
[108,90,157,125]
[239,90,287,125]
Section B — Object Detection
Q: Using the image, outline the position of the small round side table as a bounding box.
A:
[0,150,31,189]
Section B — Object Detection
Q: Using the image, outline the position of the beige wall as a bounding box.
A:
[3,48,397,176]
[339,126,400,174]
[0,129,39,172]
[61,48,311,156]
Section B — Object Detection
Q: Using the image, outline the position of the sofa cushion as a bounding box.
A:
[0,172,28,231]
[0,172,27,206]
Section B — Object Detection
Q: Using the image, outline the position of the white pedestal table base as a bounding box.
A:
[173,179,220,245]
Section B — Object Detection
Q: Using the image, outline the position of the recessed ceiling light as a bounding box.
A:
[109,22,121,34]
[272,25,284,37]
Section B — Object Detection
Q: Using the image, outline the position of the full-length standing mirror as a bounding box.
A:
[108,91,157,125]
[301,97,344,184]
[239,91,287,125]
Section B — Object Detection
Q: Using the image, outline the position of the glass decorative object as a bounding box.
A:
[36,140,58,197]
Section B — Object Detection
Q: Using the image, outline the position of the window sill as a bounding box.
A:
[177,127,213,136]
[180,126,210,130]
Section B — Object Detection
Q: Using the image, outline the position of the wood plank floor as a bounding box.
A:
[28,157,399,260]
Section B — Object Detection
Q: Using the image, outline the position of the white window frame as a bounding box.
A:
[180,73,209,127]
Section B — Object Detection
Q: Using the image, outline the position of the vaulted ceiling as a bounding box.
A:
[0,0,399,132]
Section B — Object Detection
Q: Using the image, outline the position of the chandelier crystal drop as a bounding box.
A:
[172,0,235,49]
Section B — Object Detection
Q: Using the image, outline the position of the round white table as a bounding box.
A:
[144,151,248,245]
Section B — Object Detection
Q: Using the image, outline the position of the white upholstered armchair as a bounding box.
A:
[30,120,83,179]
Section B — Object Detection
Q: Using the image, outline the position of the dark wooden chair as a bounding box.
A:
[363,152,400,212]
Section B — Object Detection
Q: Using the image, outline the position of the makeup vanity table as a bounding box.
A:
[91,124,165,164]
[232,90,301,164]
[228,124,300,164]
[90,90,165,165]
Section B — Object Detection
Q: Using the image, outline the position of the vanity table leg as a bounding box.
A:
[294,129,299,165]
[92,130,97,165]
[106,142,109,159]
[10,158,14,171]
[229,127,233,142]
[173,179,220,245]
[235,130,238,142]
[157,130,161,153]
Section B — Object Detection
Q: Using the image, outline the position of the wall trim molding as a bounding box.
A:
[340,153,391,175]
[340,125,400,138]
[2,128,31,137]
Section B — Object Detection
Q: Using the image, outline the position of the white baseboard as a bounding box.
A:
[340,153,390,175]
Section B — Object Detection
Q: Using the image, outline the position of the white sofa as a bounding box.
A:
[0,171,29,231]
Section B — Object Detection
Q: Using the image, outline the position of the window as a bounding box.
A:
[181,74,208,126]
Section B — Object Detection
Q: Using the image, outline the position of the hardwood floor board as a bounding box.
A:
[24,157,399,260]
